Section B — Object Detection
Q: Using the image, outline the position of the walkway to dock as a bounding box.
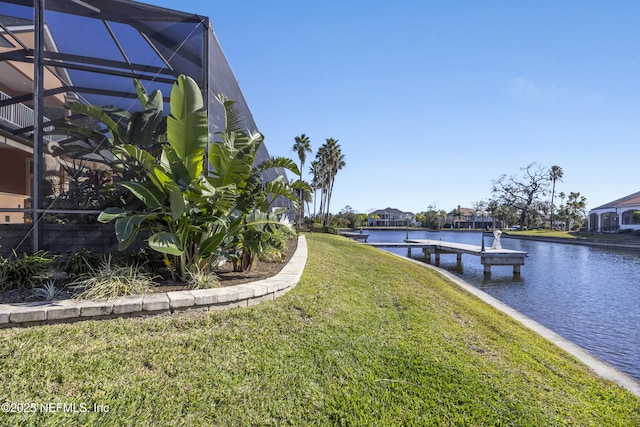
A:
[368,239,528,275]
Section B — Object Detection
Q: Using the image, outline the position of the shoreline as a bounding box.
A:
[377,246,640,397]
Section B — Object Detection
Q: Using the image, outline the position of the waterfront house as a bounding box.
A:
[444,206,495,229]
[368,208,415,227]
[588,191,640,232]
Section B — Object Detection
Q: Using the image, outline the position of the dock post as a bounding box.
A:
[422,249,431,264]
[456,253,462,263]
[407,247,412,257]
[484,264,491,275]
[435,252,440,266]
[513,265,521,275]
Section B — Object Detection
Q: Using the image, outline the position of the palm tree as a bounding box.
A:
[313,138,345,227]
[549,165,564,230]
[292,134,312,225]
[309,160,321,218]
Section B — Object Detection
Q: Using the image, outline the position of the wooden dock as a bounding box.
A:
[340,231,369,242]
[368,239,528,275]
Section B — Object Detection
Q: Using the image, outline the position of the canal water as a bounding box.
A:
[365,229,640,381]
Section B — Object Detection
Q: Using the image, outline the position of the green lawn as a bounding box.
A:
[0,233,638,426]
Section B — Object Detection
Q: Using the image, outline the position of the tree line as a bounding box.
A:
[292,134,345,228]
[414,163,588,231]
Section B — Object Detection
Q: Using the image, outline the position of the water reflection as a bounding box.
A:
[366,229,640,381]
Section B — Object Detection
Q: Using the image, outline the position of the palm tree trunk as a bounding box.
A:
[550,180,556,230]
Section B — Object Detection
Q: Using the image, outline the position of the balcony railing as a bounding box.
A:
[0,89,59,138]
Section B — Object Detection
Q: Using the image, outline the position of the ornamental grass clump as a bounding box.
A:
[71,255,156,300]
[32,279,69,301]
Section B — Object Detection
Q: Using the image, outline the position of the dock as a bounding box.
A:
[367,239,528,275]
[340,231,369,242]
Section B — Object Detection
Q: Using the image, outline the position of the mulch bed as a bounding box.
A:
[0,238,298,304]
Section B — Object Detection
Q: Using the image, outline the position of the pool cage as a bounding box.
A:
[0,0,285,254]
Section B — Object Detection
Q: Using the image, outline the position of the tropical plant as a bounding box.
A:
[191,93,301,272]
[49,79,166,177]
[98,75,302,279]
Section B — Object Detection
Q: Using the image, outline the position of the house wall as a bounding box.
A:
[0,146,29,195]
[0,192,27,224]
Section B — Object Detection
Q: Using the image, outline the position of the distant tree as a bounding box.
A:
[340,205,354,214]
[492,162,551,229]
[315,138,345,226]
[355,213,368,228]
[292,134,312,224]
[450,207,462,229]
[437,209,447,228]
[564,192,588,231]
[549,165,564,229]
[309,160,321,217]
[472,200,487,229]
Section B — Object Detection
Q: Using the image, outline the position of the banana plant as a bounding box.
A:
[98,75,223,281]
[48,79,166,181]
[209,95,307,271]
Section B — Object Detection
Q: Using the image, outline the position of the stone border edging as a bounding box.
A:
[0,236,307,328]
[380,249,640,398]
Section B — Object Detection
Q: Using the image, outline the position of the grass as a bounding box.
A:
[0,233,638,426]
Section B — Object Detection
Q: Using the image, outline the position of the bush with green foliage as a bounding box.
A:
[60,248,103,278]
[0,251,54,290]
[94,75,303,281]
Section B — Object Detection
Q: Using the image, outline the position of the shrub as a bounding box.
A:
[0,251,54,290]
[60,248,102,277]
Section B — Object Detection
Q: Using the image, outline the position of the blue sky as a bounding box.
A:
[147,0,640,214]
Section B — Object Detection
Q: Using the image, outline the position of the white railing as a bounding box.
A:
[0,89,36,129]
[0,89,63,142]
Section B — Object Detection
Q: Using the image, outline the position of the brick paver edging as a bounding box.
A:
[0,236,307,328]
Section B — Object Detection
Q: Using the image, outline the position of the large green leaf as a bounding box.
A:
[198,232,227,258]
[161,147,191,187]
[116,144,158,171]
[153,168,185,220]
[67,102,127,145]
[97,207,126,223]
[254,156,301,176]
[149,232,183,256]
[167,75,208,181]
[114,214,154,251]
[208,132,260,188]
[120,182,165,210]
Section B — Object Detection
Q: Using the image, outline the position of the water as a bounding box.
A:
[365,229,640,381]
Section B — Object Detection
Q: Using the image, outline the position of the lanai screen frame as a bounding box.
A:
[0,0,279,252]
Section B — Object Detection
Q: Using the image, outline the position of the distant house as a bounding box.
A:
[368,208,415,227]
[588,191,640,232]
[444,206,495,229]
